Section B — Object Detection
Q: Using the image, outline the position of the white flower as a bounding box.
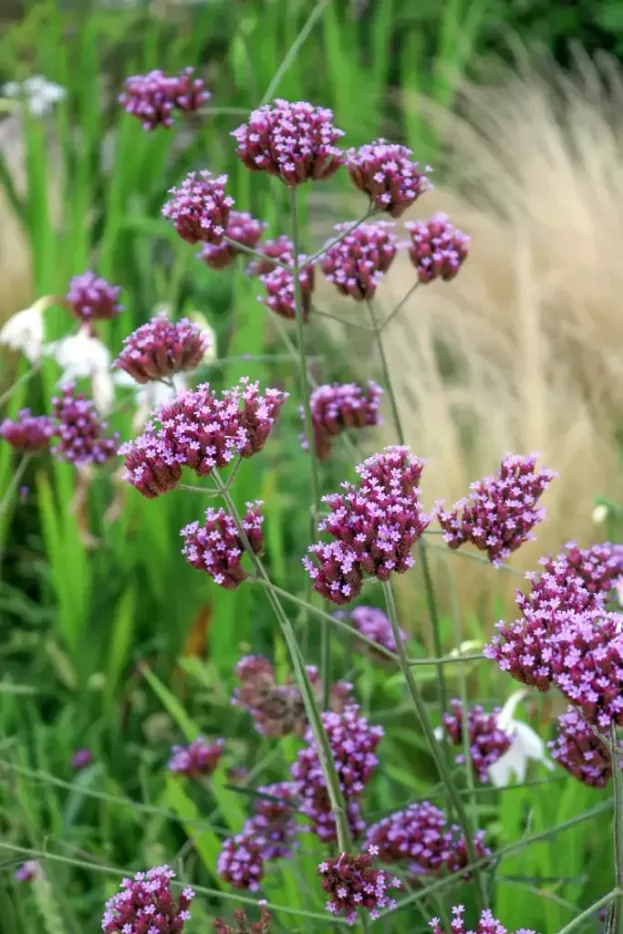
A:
[3,75,67,117]
[592,504,609,524]
[114,369,186,431]
[488,690,554,787]
[0,299,47,362]
[47,331,113,413]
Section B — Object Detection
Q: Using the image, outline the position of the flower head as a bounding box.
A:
[49,331,114,413]
[321,221,399,300]
[181,501,264,589]
[441,700,512,783]
[102,865,194,934]
[119,67,209,130]
[259,258,314,321]
[163,172,234,245]
[366,801,451,873]
[232,100,345,186]
[303,382,382,460]
[218,832,265,892]
[434,453,556,567]
[539,540,623,603]
[487,691,552,786]
[1,410,56,454]
[71,748,93,771]
[246,236,294,277]
[198,211,267,270]
[344,605,407,658]
[549,706,615,788]
[3,75,66,116]
[168,736,224,779]
[345,140,431,217]
[244,782,298,860]
[114,312,212,383]
[51,384,119,465]
[15,860,42,882]
[317,848,400,925]
[429,905,539,934]
[66,271,123,322]
[405,214,469,283]
[214,906,272,934]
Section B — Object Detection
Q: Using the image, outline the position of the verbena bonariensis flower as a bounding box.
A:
[119,67,209,130]
[343,605,407,658]
[168,736,224,779]
[15,860,42,882]
[214,906,271,934]
[434,453,556,567]
[198,211,268,270]
[443,828,490,878]
[317,847,400,925]
[218,832,265,891]
[1,409,56,454]
[232,99,345,186]
[345,140,432,217]
[441,700,513,783]
[66,271,123,322]
[181,502,264,589]
[244,782,298,860]
[548,706,614,788]
[302,382,383,461]
[163,172,234,245]
[429,905,539,934]
[366,802,451,874]
[52,384,119,465]
[120,379,288,499]
[246,236,294,277]
[102,865,194,934]
[71,748,93,771]
[321,221,399,301]
[304,446,429,604]
[540,540,623,604]
[114,312,212,383]
[405,214,470,284]
[291,706,383,841]
[259,258,314,321]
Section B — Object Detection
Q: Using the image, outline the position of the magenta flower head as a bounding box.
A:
[174,67,210,113]
[102,865,194,934]
[405,213,470,284]
[430,906,539,934]
[120,378,288,498]
[71,748,93,771]
[163,171,234,245]
[232,100,345,186]
[120,67,209,130]
[345,140,432,217]
[441,700,513,783]
[218,832,265,891]
[540,540,623,604]
[318,848,400,925]
[114,312,212,383]
[15,860,42,882]
[366,801,451,873]
[321,221,399,301]
[198,211,268,270]
[259,258,314,321]
[302,381,383,461]
[168,736,224,779]
[51,384,119,466]
[345,605,407,658]
[244,782,298,860]
[434,453,556,567]
[1,409,56,454]
[549,706,614,788]
[66,271,123,322]
[214,907,272,934]
[181,501,264,589]
[246,236,294,277]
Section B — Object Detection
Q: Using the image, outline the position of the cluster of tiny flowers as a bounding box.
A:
[168,736,224,779]
[291,705,383,841]
[71,748,93,771]
[441,700,513,783]
[218,833,265,892]
[321,221,399,301]
[259,257,314,321]
[102,866,194,934]
[232,99,345,186]
[15,860,42,882]
[120,379,287,498]
[214,906,272,934]
[51,384,119,466]
[198,211,268,269]
[548,706,614,788]
[1,409,56,454]
[429,906,539,934]
[317,848,401,925]
[302,381,383,460]
[304,446,429,605]
[120,67,209,130]
[405,214,470,283]
[342,605,407,658]
[345,140,432,217]
[246,236,293,277]
[243,782,298,860]
[539,540,623,604]
[114,313,211,383]
[434,453,556,567]
[181,502,264,589]
[66,271,123,322]
[163,171,234,245]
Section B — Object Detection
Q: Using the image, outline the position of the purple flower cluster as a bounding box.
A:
[434,453,556,567]
[345,605,407,658]
[119,67,209,130]
[244,782,298,860]
[345,140,432,217]
[15,861,42,882]
[441,700,513,783]
[198,211,267,270]
[66,271,123,322]
[304,446,429,605]
[430,906,539,934]
[317,848,400,925]
[168,736,224,779]
[291,705,383,842]
[102,866,194,934]
[51,384,119,466]
[548,706,614,788]
[321,221,399,301]
[405,214,470,284]
[1,409,56,454]
[181,501,264,589]
[218,833,265,892]
[303,381,383,461]
[114,312,211,383]
[540,540,623,604]
[163,172,234,245]
[120,378,287,499]
[232,100,345,186]
[214,907,272,934]
[259,257,314,321]
[71,748,93,771]
[246,236,293,277]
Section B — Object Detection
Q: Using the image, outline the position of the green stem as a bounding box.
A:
[304,210,375,266]
[0,454,30,516]
[260,0,332,104]
[379,281,419,332]
[312,306,375,332]
[0,365,38,409]
[222,236,291,271]
[556,892,621,934]
[365,298,403,445]
[611,721,623,934]
[425,540,527,576]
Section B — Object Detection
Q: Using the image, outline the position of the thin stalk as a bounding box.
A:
[425,541,527,577]
[380,281,419,332]
[200,107,252,116]
[222,236,292,271]
[312,307,375,332]
[365,298,403,444]
[556,892,621,934]
[381,579,488,912]
[178,484,220,496]
[260,0,332,104]
[304,210,374,266]
[0,454,30,516]
[0,365,38,409]
[611,721,623,934]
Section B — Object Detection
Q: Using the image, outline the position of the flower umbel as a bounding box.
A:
[1,410,56,454]
[246,236,294,277]
[302,381,383,460]
[549,706,615,788]
[345,140,432,217]
[163,172,234,245]
[71,748,93,771]
[114,312,212,383]
[66,271,123,322]
[214,907,272,934]
[119,67,209,130]
[429,905,539,934]
[218,833,265,892]
[259,258,314,321]
[405,213,469,283]
[321,221,399,301]
[317,848,400,925]
[243,782,298,860]
[51,384,119,465]
[441,700,513,783]
[198,211,267,270]
[343,605,407,658]
[181,501,264,589]
[102,865,194,934]
[168,736,225,779]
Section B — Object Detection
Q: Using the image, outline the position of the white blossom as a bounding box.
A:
[3,75,67,116]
